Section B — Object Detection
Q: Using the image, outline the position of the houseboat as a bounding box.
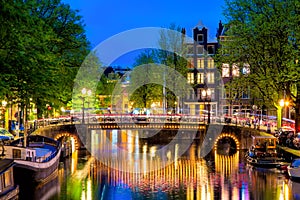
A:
[3,135,61,183]
[246,135,286,168]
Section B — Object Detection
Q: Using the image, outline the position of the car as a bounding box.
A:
[0,128,14,141]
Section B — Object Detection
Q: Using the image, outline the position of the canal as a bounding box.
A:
[18,129,300,200]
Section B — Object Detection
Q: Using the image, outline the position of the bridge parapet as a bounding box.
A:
[32,123,261,151]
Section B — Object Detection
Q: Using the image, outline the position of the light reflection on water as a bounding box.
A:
[34,129,300,199]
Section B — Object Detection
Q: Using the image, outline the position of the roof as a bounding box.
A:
[252,135,276,139]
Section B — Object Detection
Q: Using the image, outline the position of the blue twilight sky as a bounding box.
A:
[63,0,226,67]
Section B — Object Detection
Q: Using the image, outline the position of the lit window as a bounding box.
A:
[207,72,214,84]
[207,59,215,69]
[222,63,230,77]
[187,73,194,84]
[197,73,204,84]
[197,59,204,69]
[232,63,240,77]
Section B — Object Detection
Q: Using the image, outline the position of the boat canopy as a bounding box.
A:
[252,135,277,149]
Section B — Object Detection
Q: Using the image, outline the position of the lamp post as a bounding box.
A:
[278,99,289,129]
[81,88,87,124]
[201,88,211,124]
[81,88,91,124]
[2,100,7,128]
[87,89,92,124]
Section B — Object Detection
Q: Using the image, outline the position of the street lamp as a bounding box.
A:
[87,89,92,123]
[81,88,91,124]
[2,100,7,128]
[201,88,211,124]
[278,99,289,128]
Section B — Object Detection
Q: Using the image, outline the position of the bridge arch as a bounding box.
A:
[214,133,240,151]
[54,132,80,150]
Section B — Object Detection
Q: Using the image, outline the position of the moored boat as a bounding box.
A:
[288,158,300,181]
[0,159,19,200]
[3,135,61,184]
[245,135,285,168]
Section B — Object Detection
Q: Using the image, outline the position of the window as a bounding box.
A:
[187,58,194,69]
[13,149,21,159]
[241,88,250,99]
[187,46,194,54]
[197,45,204,54]
[207,72,214,84]
[223,106,229,115]
[4,170,12,188]
[197,34,204,43]
[188,88,195,100]
[242,63,250,75]
[207,59,214,69]
[197,72,204,84]
[222,88,230,99]
[187,73,194,84]
[207,45,215,54]
[197,88,202,99]
[197,58,204,69]
[222,63,230,77]
[232,63,240,77]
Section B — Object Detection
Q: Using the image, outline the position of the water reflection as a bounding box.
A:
[34,129,300,199]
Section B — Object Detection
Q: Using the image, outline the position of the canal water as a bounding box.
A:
[17,130,300,200]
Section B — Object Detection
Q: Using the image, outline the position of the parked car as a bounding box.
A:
[0,128,14,141]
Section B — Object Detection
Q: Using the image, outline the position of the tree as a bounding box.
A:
[0,0,90,119]
[129,50,162,109]
[157,24,188,112]
[217,0,300,130]
[130,24,188,113]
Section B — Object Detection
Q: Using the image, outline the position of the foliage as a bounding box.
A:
[0,0,90,118]
[130,24,188,111]
[217,0,300,123]
[129,50,162,108]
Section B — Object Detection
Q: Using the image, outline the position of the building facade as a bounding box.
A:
[183,22,253,121]
[184,25,220,120]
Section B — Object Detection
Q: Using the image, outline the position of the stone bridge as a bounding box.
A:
[33,122,260,152]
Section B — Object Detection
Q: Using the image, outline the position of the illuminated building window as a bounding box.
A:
[232,63,240,77]
[207,72,214,84]
[207,59,214,69]
[197,58,204,69]
[187,73,194,84]
[222,63,230,77]
[197,72,204,84]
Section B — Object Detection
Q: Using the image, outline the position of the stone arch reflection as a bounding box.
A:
[92,158,214,199]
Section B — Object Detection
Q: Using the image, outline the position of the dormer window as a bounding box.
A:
[197,34,204,43]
